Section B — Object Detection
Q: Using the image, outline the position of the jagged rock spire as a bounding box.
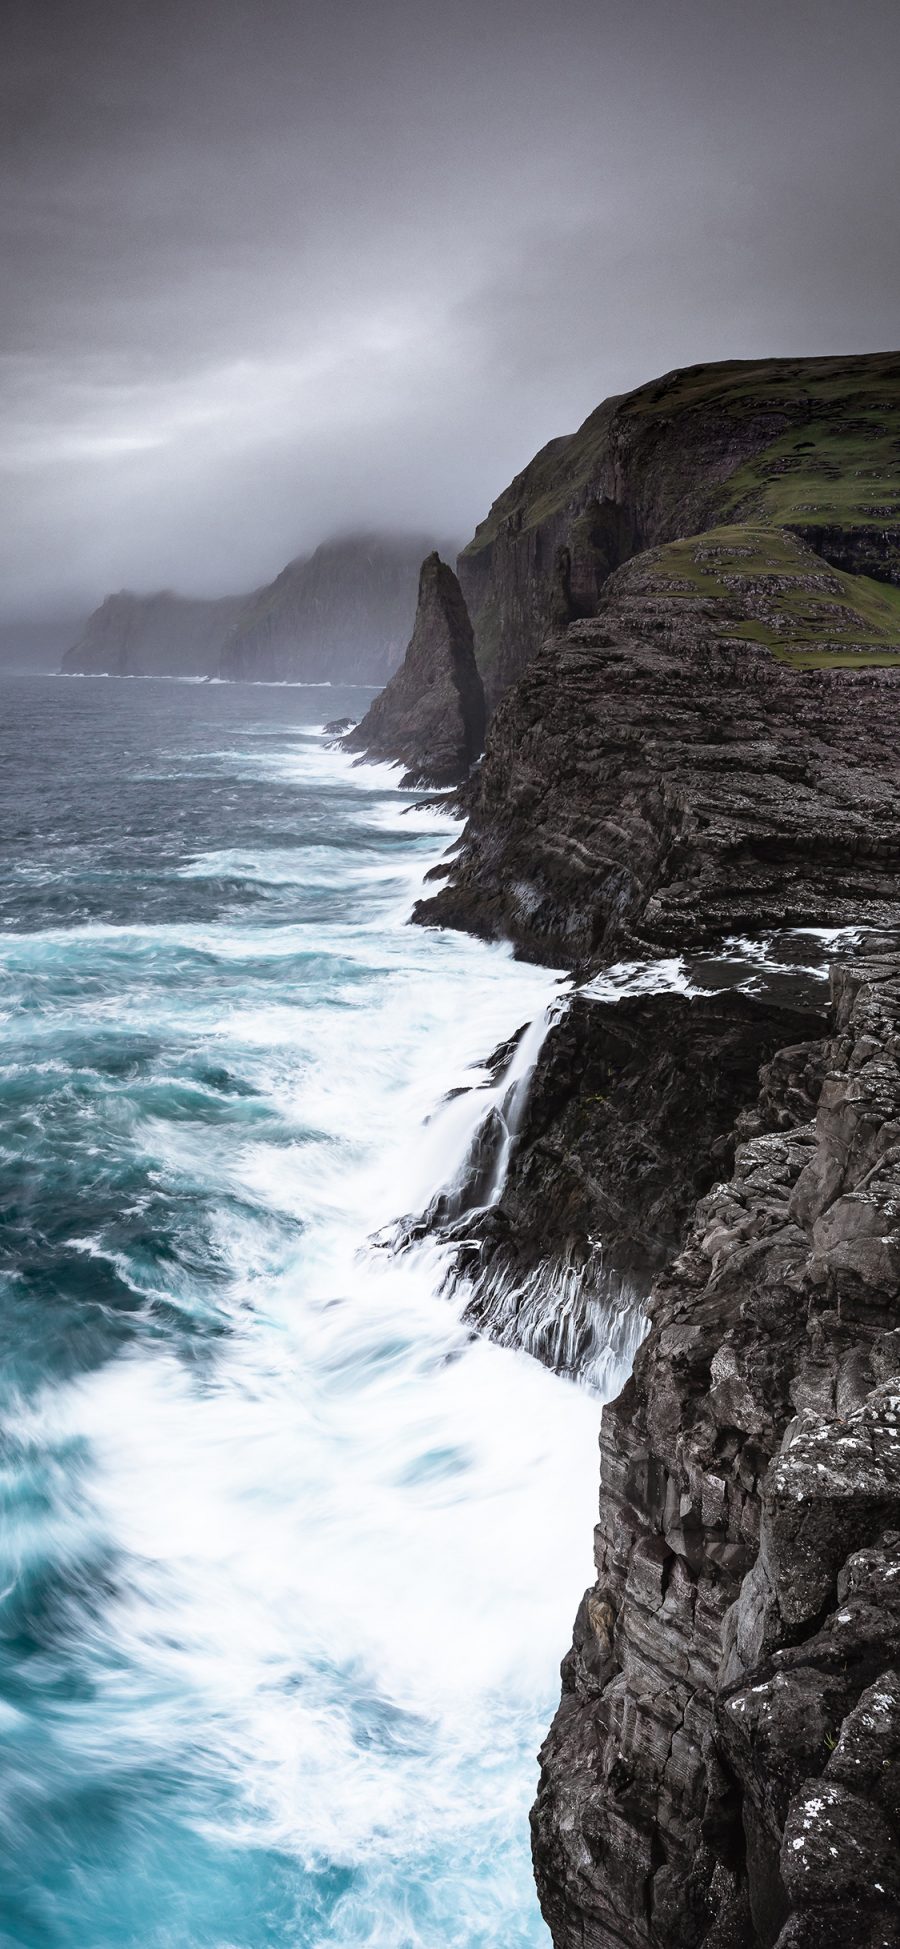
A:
[344,553,485,788]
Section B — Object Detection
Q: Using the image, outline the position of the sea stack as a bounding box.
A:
[344,553,486,787]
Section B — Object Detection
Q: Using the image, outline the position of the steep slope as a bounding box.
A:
[402,353,900,1949]
[217,532,447,683]
[62,590,248,676]
[343,553,485,787]
[532,946,900,1949]
[417,526,900,964]
[400,972,827,1382]
[458,351,900,701]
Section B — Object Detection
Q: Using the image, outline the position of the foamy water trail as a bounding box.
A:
[0,680,613,1949]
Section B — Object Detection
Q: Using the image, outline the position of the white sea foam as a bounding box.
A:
[0,728,622,1947]
[579,954,694,1001]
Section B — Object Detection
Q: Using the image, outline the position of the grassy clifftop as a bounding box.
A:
[613,522,900,667]
[457,350,900,699]
[464,351,900,555]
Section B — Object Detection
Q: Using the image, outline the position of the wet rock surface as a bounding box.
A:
[462,986,825,1287]
[414,981,826,1383]
[416,538,900,966]
[531,950,900,1948]
[396,351,900,1946]
[344,553,486,787]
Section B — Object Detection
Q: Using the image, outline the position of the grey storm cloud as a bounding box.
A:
[3,0,900,624]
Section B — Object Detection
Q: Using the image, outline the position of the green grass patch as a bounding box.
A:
[630,523,900,666]
[462,352,900,558]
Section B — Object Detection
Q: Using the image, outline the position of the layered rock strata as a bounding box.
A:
[344,553,486,787]
[532,948,900,1948]
[457,351,900,703]
[417,530,900,965]
[407,979,826,1381]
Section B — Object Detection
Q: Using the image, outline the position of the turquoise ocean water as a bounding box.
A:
[0,674,601,1949]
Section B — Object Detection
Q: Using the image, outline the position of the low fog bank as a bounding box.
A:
[4,0,900,633]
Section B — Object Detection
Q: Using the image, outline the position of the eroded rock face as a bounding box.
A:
[410,985,826,1382]
[531,951,900,1949]
[417,537,900,965]
[457,351,900,704]
[469,988,825,1285]
[344,553,486,787]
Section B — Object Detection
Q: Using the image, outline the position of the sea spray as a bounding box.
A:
[0,674,613,1949]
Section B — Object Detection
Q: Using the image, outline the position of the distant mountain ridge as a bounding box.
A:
[62,532,450,681]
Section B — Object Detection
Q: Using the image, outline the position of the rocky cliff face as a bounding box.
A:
[418,527,900,965]
[407,439,900,1945]
[343,553,486,787]
[217,532,444,683]
[62,590,247,676]
[457,352,900,704]
[430,976,828,1381]
[532,946,900,1949]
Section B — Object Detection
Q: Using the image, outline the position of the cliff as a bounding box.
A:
[532,946,900,1949]
[217,532,445,683]
[403,363,900,1947]
[62,590,247,676]
[412,977,827,1382]
[343,553,486,787]
[417,526,900,964]
[63,531,447,682]
[457,351,900,704]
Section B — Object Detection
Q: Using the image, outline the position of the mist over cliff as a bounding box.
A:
[62,532,450,681]
[6,0,900,632]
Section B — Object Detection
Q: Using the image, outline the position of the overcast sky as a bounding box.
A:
[4,0,900,624]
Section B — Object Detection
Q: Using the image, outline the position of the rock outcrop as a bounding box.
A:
[218,531,445,683]
[417,527,900,965]
[457,351,900,704]
[445,981,826,1375]
[344,553,486,787]
[397,959,827,1382]
[531,947,900,1949]
[389,350,900,1949]
[62,589,248,676]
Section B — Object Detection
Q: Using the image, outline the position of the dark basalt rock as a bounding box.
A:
[531,951,900,1949]
[457,351,900,705]
[401,353,900,1949]
[416,530,900,966]
[454,986,827,1302]
[344,553,486,788]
